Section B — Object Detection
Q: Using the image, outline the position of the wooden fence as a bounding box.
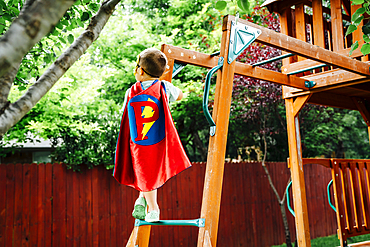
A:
[0,162,337,247]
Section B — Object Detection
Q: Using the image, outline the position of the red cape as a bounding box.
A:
[113,80,191,191]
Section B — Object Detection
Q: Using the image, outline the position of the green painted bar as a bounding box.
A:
[134,218,205,227]
[286,64,327,75]
[252,53,295,67]
[210,51,221,57]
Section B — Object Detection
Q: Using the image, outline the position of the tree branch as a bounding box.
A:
[0,0,122,137]
[19,0,38,16]
[0,0,75,78]
[0,64,20,110]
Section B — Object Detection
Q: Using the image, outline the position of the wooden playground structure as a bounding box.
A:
[126,0,370,245]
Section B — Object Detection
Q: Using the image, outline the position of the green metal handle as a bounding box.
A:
[135,218,205,227]
[327,180,336,212]
[203,57,224,136]
[286,181,295,217]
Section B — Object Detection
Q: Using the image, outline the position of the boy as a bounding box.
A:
[114,48,191,222]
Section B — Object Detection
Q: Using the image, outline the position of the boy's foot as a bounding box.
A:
[132,197,147,220]
[145,210,160,222]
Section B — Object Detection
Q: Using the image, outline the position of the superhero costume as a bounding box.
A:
[114,80,191,192]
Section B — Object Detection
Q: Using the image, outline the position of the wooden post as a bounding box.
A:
[331,0,344,51]
[312,0,325,48]
[126,225,151,247]
[295,3,306,62]
[285,95,312,247]
[197,15,236,247]
[279,8,294,65]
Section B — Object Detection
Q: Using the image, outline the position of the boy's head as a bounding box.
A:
[135,48,167,79]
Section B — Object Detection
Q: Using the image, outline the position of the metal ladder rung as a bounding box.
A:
[135,218,205,227]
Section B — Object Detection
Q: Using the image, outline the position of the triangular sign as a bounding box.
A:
[233,28,255,55]
[227,22,261,64]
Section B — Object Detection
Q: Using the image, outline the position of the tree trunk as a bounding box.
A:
[0,0,75,77]
[261,117,293,247]
[0,0,122,137]
[280,202,293,247]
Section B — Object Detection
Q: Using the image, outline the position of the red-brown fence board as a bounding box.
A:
[0,162,338,246]
[0,162,6,247]
[44,163,52,247]
[13,163,23,246]
[22,164,31,247]
[29,164,38,247]
[37,163,45,247]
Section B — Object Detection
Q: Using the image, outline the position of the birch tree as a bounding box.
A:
[0,0,122,138]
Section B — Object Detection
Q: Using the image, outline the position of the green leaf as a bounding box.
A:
[58,37,66,44]
[0,1,7,9]
[352,0,364,4]
[67,34,74,44]
[51,28,60,36]
[345,24,357,36]
[70,19,77,29]
[9,6,19,15]
[237,0,250,12]
[0,25,4,34]
[56,22,63,30]
[88,3,99,12]
[81,12,90,22]
[363,34,370,43]
[18,85,27,91]
[361,43,370,55]
[215,1,227,10]
[365,3,370,14]
[362,23,370,35]
[349,41,359,56]
[353,15,364,25]
[352,7,365,22]
[2,13,12,21]
[76,18,84,27]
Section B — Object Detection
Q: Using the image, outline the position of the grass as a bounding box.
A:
[272,234,370,247]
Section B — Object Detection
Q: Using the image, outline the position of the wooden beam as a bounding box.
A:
[281,45,365,74]
[352,97,370,143]
[285,97,312,247]
[160,55,174,82]
[235,63,308,89]
[197,14,236,247]
[162,44,309,90]
[227,17,370,76]
[283,68,370,98]
[293,94,311,116]
[331,0,344,51]
[308,92,358,110]
[312,0,325,48]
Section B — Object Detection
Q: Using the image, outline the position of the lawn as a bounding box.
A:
[272,234,370,247]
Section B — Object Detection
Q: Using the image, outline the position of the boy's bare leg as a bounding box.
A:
[142,189,159,212]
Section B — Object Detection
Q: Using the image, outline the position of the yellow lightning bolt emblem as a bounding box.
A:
[141,98,156,140]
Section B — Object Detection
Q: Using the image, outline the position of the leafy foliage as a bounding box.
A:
[346,0,370,55]
[3,0,370,170]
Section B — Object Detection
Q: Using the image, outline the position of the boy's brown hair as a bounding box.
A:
[138,48,167,78]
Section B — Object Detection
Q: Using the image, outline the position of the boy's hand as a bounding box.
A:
[177,90,183,101]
